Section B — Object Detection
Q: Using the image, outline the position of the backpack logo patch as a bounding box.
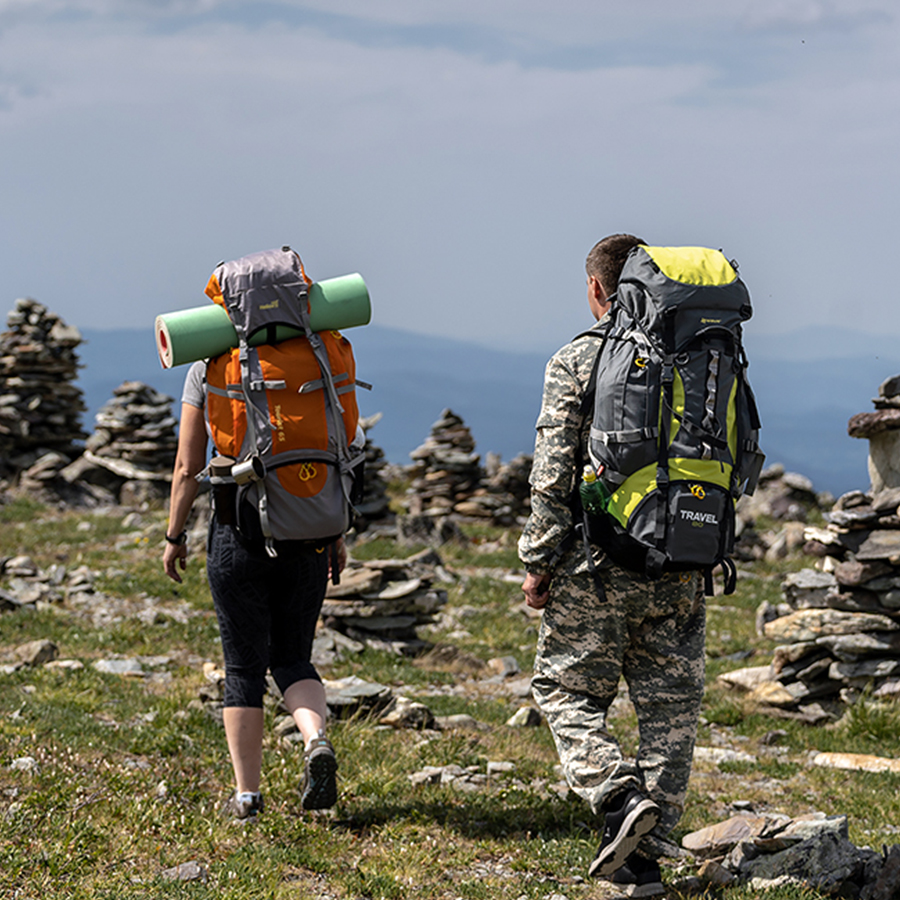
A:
[297,462,318,482]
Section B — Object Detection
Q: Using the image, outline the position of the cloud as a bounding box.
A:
[0,3,899,353]
[740,0,892,32]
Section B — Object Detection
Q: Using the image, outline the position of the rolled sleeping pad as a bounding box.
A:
[155,273,371,368]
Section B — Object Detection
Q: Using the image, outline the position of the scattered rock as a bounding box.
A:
[811,751,900,774]
[159,860,208,883]
[14,639,58,666]
[506,707,542,727]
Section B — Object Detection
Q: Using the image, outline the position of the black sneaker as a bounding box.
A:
[588,789,660,879]
[300,736,338,810]
[224,790,264,823]
[610,853,665,898]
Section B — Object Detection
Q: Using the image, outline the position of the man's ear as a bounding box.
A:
[588,274,609,302]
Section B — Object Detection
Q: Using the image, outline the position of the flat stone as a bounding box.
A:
[764,609,899,643]
[361,578,422,601]
[812,751,900,774]
[772,642,819,672]
[323,676,393,718]
[872,486,900,514]
[879,374,900,399]
[830,658,900,683]
[324,566,382,598]
[747,681,796,707]
[14,639,58,666]
[834,559,893,587]
[682,814,791,855]
[160,860,208,882]
[93,658,146,677]
[848,408,900,438]
[857,530,900,562]
[44,659,83,671]
[506,706,542,727]
[341,615,419,633]
[717,665,774,692]
[816,631,900,661]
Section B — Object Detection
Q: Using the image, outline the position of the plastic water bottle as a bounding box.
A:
[579,465,611,516]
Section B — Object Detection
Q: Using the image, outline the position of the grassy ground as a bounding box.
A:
[1,499,900,898]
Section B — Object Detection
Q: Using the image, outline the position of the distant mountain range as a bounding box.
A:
[76,324,899,498]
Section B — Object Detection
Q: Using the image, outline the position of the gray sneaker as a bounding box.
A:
[224,791,264,822]
[300,736,338,810]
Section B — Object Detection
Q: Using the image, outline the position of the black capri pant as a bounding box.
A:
[206,517,329,708]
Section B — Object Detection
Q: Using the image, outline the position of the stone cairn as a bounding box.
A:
[406,409,483,517]
[456,451,533,527]
[0,298,86,477]
[354,413,392,527]
[316,549,449,658]
[733,464,829,563]
[59,381,178,507]
[404,409,532,527]
[721,376,900,722]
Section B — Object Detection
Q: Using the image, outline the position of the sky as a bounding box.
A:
[1,0,898,354]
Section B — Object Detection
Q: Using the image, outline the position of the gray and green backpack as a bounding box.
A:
[579,245,764,594]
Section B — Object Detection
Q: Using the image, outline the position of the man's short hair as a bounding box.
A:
[585,234,645,294]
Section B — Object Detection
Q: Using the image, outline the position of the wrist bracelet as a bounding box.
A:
[165,530,187,546]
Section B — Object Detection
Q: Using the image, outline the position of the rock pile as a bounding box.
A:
[354,413,392,527]
[452,451,533,527]
[404,409,534,527]
[0,298,86,473]
[848,373,900,494]
[84,381,177,479]
[733,464,828,563]
[680,809,900,898]
[318,549,450,656]
[406,409,483,517]
[56,382,177,507]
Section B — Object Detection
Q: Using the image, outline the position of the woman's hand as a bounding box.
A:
[163,540,189,583]
[329,536,348,581]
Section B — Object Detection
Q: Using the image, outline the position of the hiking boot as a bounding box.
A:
[224,790,264,823]
[300,736,338,810]
[610,853,665,898]
[588,788,660,879]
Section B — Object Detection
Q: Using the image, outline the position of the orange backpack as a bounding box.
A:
[202,247,364,554]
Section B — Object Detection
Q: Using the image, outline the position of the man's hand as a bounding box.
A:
[523,572,551,609]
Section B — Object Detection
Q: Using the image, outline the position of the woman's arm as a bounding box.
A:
[163,402,208,583]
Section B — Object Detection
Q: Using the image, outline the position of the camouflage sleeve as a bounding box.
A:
[517,351,585,574]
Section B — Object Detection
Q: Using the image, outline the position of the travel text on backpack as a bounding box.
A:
[580,245,764,595]
[200,247,365,560]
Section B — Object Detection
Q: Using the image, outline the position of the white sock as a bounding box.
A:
[236,791,260,804]
[304,729,327,752]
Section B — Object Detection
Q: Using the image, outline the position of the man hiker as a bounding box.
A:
[519,233,706,895]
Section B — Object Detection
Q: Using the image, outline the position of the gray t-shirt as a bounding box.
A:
[182,360,206,410]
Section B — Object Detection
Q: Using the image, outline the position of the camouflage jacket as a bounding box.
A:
[518,317,610,575]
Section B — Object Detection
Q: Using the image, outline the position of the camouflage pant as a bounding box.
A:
[532,558,705,846]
